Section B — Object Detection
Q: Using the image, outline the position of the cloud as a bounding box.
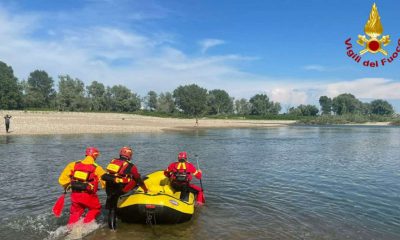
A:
[199,38,226,53]
[270,88,309,106]
[0,5,400,112]
[0,5,257,97]
[324,78,400,99]
[0,8,39,37]
[209,77,400,111]
[303,64,327,71]
[257,78,400,110]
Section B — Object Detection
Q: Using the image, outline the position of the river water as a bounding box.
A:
[0,126,399,240]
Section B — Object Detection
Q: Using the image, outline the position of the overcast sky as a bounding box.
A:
[1,0,399,111]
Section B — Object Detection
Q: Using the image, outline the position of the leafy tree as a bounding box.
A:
[270,102,282,115]
[86,81,106,111]
[157,92,175,113]
[288,106,302,116]
[249,94,281,116]
[109,85,141,112]
[319,96,332,115]
[289,104,319,116]
[361,102,371,115]
[104,86,113,111]
[57,75,87,111]
[24,70,55,108]
[20,80,28,94]
[332,93,362,115]
[249,94,268,115]
[0,61,23,109]
[304,105,319,116]
[207,89,233,115]
[173,84,208,120]
[235,98,250,115]
[144,91,158,111]
[370,99,394,115]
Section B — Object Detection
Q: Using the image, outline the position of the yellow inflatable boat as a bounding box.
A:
[116,170,197,224]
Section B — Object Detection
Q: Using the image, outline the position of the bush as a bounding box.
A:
[390,117,400,126]
[296,115,368,125]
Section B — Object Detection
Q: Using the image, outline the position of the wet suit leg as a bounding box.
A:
[105,182,124,209]
[171,181,190,201]
[189,183,205,204]
[105,182,124,229]
[83,194,101,223]
[68,193,101,225]
[68,198,85,225]
[5,123,9,133]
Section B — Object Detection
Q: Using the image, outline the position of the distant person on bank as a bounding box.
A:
[4,114,12,133]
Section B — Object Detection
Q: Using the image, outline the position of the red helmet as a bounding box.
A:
[178,151,188,161]
[86,147,100,159]
[120,146,133,160]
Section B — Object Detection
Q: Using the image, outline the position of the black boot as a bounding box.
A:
[108,208,117,230]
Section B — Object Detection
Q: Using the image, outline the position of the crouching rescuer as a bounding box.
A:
[102,146,149,229]
[164,151,205,204]
[58,147,106,226]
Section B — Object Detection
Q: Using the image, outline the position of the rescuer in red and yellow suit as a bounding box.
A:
[101,146,148,229]
[164,151,205,204]
[58,147,106,226]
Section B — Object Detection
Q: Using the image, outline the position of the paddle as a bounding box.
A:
[52,189,67,218]
[194,154,206,204]
[194,154,204,190]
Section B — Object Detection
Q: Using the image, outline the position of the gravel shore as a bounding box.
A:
[0,111,295,135]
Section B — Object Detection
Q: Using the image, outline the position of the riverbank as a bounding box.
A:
[0,111,296,135]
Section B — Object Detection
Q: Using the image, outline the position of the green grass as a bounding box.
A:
[297,114,399,125]
[389,118,400,126]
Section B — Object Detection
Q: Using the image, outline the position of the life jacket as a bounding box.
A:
[70,161,99,193]
[174,171,189,182]
[105,159,134,184]
[171,162,189,183]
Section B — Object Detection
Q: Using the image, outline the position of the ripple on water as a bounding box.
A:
[0,127,400,240]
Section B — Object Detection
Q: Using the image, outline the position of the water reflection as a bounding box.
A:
[0,134,14,144]
[0,127,399,240]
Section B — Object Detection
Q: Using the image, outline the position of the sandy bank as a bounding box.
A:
[0,111,296,136]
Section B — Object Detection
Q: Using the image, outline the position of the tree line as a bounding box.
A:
[0,61,395,119]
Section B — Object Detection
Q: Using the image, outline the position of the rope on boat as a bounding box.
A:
[145,209,158,236]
